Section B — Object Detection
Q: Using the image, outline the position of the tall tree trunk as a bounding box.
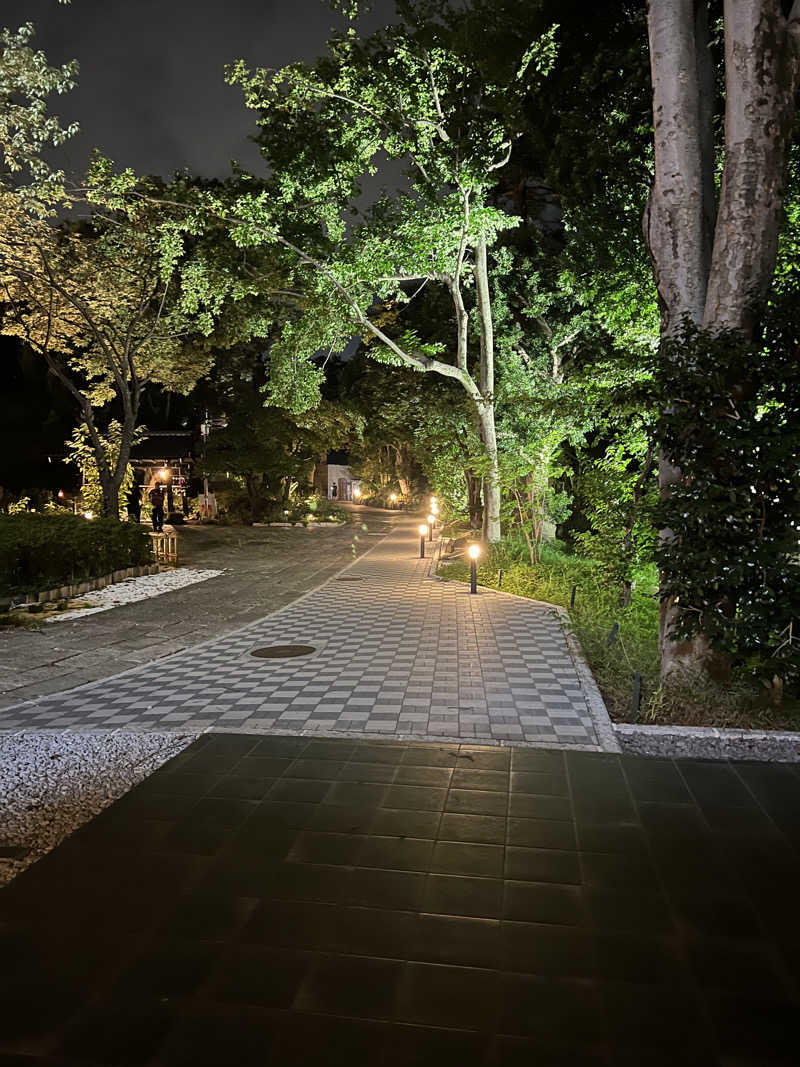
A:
[645,0,800,679]
[465,470,483,530]
[474,236,501,543]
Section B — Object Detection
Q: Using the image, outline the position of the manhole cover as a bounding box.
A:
[336,576,364,582]
[250,644,316,659]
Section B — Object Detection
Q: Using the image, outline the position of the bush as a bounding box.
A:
[0,513,154,596]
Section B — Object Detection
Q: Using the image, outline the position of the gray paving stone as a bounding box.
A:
[1,516,613,749]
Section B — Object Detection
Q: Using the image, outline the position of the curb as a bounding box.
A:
[10,563,162,609]
[615,722,800,763]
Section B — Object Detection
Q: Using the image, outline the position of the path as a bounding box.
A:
[2,732,799,1065]
[0,515,614,750]
[0,510,392,711]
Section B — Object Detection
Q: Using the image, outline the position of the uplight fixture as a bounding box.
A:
[419,524,428,558]
[468,542,480,594]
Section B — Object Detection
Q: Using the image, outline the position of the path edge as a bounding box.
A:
[429,555,620,754]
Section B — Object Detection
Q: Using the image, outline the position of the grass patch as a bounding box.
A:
[439,541,800,731]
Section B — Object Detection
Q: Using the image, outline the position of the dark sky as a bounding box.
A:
[8,0,396,181]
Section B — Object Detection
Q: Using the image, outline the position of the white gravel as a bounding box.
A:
[0,730,198,885]
[46,567,225,622]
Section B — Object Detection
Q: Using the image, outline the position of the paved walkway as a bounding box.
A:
[0,517,614,750]
[0,510,393,711]
[2,733,799,1065]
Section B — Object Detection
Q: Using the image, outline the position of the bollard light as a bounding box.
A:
[427,514,435,541]
[419,524,428,558]
[390,492,397,509]
[468,542,480,594]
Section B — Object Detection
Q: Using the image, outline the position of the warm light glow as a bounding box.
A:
[353,486,361,498]
[159,468,169,480]
[468,543,481,560]
[419,524,428,536]
[428,514,435,526]
[390,493,397,502]
[83,511,94,520]
[431,502,439,515]
[57,490,65,499]
[430,496,437,506]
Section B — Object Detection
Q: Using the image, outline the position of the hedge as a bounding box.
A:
[0,513,154,597]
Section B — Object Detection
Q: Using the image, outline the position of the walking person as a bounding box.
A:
[149,483,165,533]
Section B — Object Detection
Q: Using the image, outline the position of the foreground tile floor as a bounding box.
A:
[2,734,800,1065]
[1,517,613,749]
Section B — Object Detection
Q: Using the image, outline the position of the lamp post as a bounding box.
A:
[389,492,397,510]
[427,514,435,541]
[468,542,480,594]
[419,524,428,558]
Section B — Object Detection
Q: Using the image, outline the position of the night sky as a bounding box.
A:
[9,0,396,182]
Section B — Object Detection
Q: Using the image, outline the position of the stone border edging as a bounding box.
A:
[11,563,162,608]
[615,722,800,763]
[428,552,620,754]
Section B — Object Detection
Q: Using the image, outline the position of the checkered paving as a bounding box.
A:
[0,519,614,748]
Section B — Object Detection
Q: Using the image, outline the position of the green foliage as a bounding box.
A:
[575,433,657,590]
[656,311,800,690]
[65,421,141,518]
[0,512,153,596]
[0,19,78,209]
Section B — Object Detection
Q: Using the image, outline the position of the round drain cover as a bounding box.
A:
[250,644,316,658]
[336,576,364,582]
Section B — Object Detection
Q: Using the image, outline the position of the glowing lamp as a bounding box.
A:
[57,490,65,499]
[159,468,169,480]
[468,542,480,594]
[418,524,428,558]
[83,511,94,520]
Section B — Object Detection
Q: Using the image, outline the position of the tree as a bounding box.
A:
[194,23,560,542]
[202,345,355,518]
[644,0,800,676]
[0,191,213,517]
[0,16,77,208]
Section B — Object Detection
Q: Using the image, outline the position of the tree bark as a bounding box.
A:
[473,236,501,543]
[465,471,483,530]
[645,0,800,679]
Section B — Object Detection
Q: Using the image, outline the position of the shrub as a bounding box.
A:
[0,513,153,596]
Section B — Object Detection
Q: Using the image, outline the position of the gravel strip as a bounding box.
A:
[0,730,198,885]
[615,722,800,762]
[46,567,225,622]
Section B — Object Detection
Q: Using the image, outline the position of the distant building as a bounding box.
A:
[129,431,195,514]
[314,454,361,501]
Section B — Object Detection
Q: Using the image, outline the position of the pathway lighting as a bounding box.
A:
[468,542,480,594]
[353,486,361,499]
[159,467,169,480]
[419,524,428,558]
[83,511,94,520]
[431,501,439,516]
[389,492,397,509]
[427,514,435,541]
[57,489,65,499]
